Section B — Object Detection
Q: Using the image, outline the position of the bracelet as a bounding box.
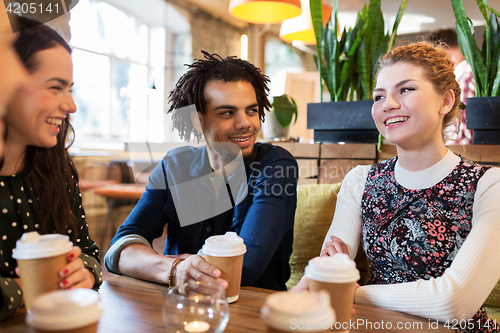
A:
[168,258,185,288]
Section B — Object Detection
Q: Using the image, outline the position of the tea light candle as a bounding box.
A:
[184,320,210,332]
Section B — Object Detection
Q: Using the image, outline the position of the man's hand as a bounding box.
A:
[321,235,349,257]
[174,255,228,290]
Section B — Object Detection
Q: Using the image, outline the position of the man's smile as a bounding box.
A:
[228,133,254,147]
[229,134,252,142]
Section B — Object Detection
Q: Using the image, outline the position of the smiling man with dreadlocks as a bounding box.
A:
[105,51,298,291]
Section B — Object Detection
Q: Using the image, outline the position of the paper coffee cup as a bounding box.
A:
[26,289,102,333]
[12,232,73,310]
[202,232,246,303]
[261,290,335,333]
[305,254,360,333]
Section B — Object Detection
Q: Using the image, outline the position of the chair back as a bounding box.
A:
[287,183,370,289]
[287,183,341,289]
[81,162,122,183]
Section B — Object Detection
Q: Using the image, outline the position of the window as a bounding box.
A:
[69,0,191,146]
[265,34,304,96]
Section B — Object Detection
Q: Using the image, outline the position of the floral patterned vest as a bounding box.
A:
[361,156,497,332]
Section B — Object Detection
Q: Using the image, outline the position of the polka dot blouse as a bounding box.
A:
[0,168,102,321]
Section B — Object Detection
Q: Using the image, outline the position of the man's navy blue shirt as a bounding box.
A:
[111,142,298,291]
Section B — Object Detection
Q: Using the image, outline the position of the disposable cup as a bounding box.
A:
[26,289,102,333]
[305,254,360,333]
[202,232,246,303]
[261,290,335,332]
[12,232,73,310]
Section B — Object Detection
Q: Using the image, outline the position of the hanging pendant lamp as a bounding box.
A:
[229,0,302,24]
[279,0,332,45]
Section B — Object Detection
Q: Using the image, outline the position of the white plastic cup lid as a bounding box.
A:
[261,290,335,332]
[305,254,360,283]
[26,289,102,330]
[12,232,73,260]
[202,232,247,257]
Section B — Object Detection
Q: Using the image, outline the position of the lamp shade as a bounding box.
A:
[279,0,332,45]
[229,0,302,24]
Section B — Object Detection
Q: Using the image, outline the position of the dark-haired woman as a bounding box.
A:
[0,17,102,321]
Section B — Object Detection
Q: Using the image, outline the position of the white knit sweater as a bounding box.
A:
[322,150,500,322]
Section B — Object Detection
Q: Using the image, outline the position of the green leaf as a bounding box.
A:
[313,54,325,101]
[491,13,500,96]
[324,23,336,100]
[352,4,370,100]
[491,12,499,47]
[311,0,406,103]
[456,22,488,96]
[476,0,490,22]
[488,12,500,94]
[368,7,385,93]
[368,0,407,94]
[357,40,371,100]
[319,60,333,101]
[326,21,339,101]
[388,0,407,49]
[369,2,384,60]
[481,1,500,18]
[365,0,379,48]
[310,0,325,56]
[476,0,491,92]
[452,0,488,96]
[272,95,298,127]
[492,60,500,96]
[377,134,384,152]
[373,35,390,79]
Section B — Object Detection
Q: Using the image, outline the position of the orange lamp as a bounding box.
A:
[279,0,333,45]
[229,0,302,24]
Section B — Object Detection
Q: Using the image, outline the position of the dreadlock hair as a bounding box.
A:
[12,16,78,240]
[167,50,271,142]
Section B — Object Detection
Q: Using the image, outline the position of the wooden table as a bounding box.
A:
[3,276,449,332]
[90,184,146,239]
[91,183,146,201]
[79,179,118,191]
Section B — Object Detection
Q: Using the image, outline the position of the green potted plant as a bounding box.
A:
[306,0,407,143]
[262,94,298,141]
[452,0,500,144]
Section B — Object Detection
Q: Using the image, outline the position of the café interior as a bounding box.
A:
[3,0,500,332]
[51,0,500,256]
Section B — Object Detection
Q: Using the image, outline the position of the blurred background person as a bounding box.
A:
[429,28,475,144]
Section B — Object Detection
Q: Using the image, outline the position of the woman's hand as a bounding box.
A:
[174,255,228,290]
[290,276,309,292]
[59,247,95,289]
[321,235,349,257]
